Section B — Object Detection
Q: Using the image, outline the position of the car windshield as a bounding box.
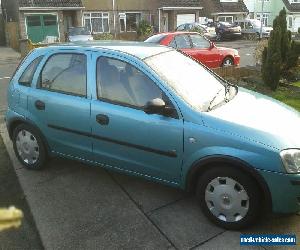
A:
[145,34,167,43]
[145,50,233,112]
[69,27,90,36]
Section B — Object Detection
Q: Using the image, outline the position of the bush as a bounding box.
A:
[262,26,282,90]
[137,20,153,41]
[261,8,300,90]
[93,33,114,40]
[190,26,205,35]
[254,39,268,65]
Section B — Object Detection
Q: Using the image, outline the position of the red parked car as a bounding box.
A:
[145,32,240,68]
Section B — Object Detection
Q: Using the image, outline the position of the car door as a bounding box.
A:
[188,34,221,68]
[90,53,184,184]
[27,50,93,160]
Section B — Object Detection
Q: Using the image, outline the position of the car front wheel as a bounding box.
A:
[196,166,261,230]
[12,124,46,170]
[222,57,234,67]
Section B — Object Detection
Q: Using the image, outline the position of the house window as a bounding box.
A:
[119,13,141,32]
[288,16,293,29]
[218,16,233,23]
[84,12,109,33]
[256,13,269,26]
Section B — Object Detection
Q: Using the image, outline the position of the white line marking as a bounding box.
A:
[0,77,10,80]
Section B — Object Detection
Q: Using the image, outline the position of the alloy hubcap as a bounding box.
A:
[16,130,39,165]
[223,59,233,66]
[205,177,249,222]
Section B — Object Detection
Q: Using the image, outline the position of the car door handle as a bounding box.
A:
[96,114,109,125]
[35,100,45,110]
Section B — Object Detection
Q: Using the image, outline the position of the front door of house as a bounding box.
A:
[162,13,168,32]
[26,15,59,43]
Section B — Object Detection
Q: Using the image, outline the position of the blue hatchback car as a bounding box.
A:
[6,42,300,229]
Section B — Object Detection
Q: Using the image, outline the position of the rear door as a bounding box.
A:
[90,53,184,183]
[28,50,93,160]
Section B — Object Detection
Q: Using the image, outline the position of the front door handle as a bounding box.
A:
[96,114,109,125]
[35,100,45,110]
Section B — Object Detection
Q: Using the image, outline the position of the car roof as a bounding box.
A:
[157,31,199,36]
[39,41,173,60]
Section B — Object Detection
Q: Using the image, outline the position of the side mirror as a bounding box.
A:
[144,98,177,117]
[144,98,166,115]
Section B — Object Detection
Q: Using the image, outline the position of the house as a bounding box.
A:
[243,0,300,32]
[158,0,203,32]
[0,0,5,45]
[81,0,202,35]
[282,0,300,32]
[1,0,84,44]
[199,0,248,23]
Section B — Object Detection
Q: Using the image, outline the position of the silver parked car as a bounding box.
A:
[176,22,217,41]
[235,19,273,39]
[67,27,94,42]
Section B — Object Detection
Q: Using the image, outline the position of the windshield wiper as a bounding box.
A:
[207,88,223,112]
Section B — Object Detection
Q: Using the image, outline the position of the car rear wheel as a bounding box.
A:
[196,166,261,230]
[12,124,46,170]
[222,57,234,67]
[216,33,222,42]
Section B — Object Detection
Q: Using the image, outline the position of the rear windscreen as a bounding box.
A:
[144,34,167,43]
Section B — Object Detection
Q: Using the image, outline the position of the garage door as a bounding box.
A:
[26,15,59,43]
[177,14,196,27]
[294,17,300,33]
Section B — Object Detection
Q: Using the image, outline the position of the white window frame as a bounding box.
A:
[218,16,234,23]
[83,12,110,34]
[120,12,141,33]
[256,13,269,26]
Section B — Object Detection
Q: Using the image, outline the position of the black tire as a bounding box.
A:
[222,57,234,67]
[216,33,222,42]
[196,166,261,230]
[12,123,46,170]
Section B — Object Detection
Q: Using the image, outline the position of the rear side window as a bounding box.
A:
[19,56,43,86]
[39,53,87,97]
[173,35,192,49]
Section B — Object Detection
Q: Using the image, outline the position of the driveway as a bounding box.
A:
[215,40,257,68]
[0,46,299,250]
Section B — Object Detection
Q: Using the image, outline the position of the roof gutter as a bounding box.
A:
[211,12,247,15]
[158,6,203,10]
[19,7,85,11]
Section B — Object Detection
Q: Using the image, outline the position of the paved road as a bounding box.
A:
[0,47,20,123]
[216,40,257,68]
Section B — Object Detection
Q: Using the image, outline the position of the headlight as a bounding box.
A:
[233,49,239,56]
[280,149,300,173]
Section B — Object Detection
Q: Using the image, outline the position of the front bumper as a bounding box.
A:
[257,169,300,214]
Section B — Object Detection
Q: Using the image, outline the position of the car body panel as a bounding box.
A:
[147,32,240,68]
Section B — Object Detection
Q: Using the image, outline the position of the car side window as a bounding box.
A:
[169,38,177,48]
[174,35,192,49]
[176,24,185,31]
[97,57,163,108]
[39,53,87,97]
[190,34,210,49]
[19,56,43,86]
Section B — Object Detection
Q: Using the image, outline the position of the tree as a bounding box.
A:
[262,24,282,90]
[261,8,299,90]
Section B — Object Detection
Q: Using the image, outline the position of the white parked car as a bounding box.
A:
[67,27,94,42]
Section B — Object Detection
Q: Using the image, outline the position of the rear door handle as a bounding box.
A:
[35,100,45,110]
[96,114,109,125]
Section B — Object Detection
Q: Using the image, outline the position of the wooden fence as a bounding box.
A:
[212,66,258,80]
